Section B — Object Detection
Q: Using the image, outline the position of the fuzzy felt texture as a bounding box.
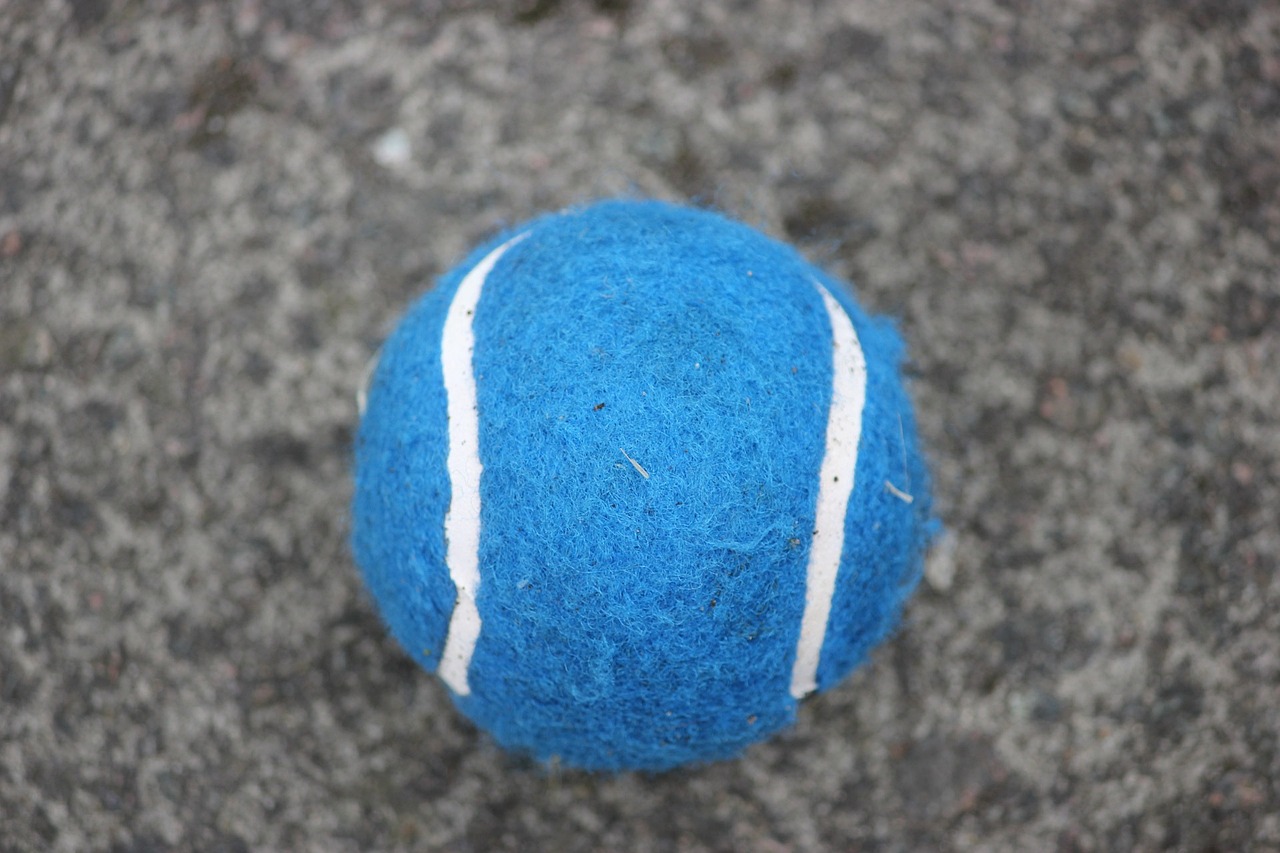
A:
[352,200,934,772]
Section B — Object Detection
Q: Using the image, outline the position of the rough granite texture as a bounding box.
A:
[1,1,1277,851]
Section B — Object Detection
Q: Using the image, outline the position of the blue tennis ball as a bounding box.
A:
[352,199,933,772]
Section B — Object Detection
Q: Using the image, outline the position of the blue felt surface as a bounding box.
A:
[352,200,934,771]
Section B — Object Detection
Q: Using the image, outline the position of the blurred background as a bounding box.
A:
[1,1,1277,850]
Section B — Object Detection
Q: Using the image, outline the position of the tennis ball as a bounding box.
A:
[352,199,933,772]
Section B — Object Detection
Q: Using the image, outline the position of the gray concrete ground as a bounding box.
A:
[2,1,1278,850]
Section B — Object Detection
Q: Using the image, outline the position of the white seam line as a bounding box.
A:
[790,281,867,700]
[438,233,527,695]
[356,347,380,417]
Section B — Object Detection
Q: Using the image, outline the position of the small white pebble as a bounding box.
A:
[925,530,957,592]
[371,128,411,168]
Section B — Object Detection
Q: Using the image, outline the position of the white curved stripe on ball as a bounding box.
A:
[789,281,868,700]
[438,233,528,696]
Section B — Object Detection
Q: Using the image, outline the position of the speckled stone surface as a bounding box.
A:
[2,1,1277,850]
